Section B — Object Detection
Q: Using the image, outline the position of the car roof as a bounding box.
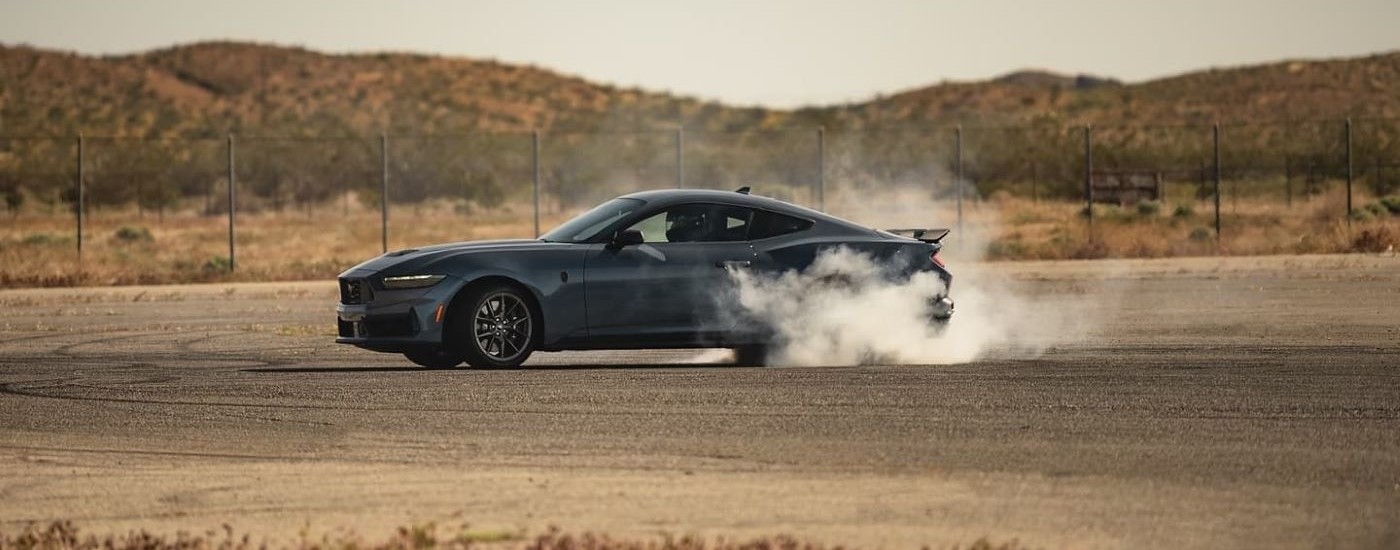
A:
[618,188,871,233]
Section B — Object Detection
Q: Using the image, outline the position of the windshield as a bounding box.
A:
[539,197,646,243]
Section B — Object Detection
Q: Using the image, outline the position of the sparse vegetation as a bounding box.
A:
[0,521,1029,550]
[1,42,1397,215]
[113,225,154,243]
[1135,200,1162,217]
[1,42,1397,286]
[5,188,1398,287]
[1351,225,1397,253]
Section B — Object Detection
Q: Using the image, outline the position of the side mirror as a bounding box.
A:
[610,228,645,248]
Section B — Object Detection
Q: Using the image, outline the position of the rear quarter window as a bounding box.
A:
[749,210,813,240]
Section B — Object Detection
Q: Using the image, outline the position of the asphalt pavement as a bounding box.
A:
[1,254,1397,549]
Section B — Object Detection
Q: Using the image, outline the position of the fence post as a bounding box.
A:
[226,134,236,272]
[816,127,825,210]
[380,133,389,253]
[955,125,964,244]
[1378,156,1386,197]
[1031,161,1039,203]
[1083,125,1093,236]
[76,134,84,264]
[675,126,684,189]
[1213,123,1222,241]
[1345,118,1353,224]
[533,130,541,238]
[1284,154,1292,208]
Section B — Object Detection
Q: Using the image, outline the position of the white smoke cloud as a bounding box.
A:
[718,185,1101,367]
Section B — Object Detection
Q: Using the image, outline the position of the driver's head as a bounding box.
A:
[665,209,707,242]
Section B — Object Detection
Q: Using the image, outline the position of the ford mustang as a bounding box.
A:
[336,188,953,368]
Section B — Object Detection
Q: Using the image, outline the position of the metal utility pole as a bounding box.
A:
[675,126,684,189]
[76,134,84,263]
[955,125,964,242]
[380,133,389,253]
[226,134,236,271]
[816,127,826,210]
[1083,125,1093,235]
[1213,124,1222,241]
[533,130,542,238]
[1345,118,1353,224]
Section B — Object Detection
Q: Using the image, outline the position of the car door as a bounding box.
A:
[584,203,756,343]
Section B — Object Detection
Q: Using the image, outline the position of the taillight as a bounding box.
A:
[930,251,946,269]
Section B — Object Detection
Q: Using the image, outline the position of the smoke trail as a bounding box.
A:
[718,184,1101,366]
[724,245,1091,366]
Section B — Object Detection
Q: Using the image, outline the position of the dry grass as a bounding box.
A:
[968,186,1398,261]
[0,200,574,287]
[0,522,1027,550]
[2,190,1397,288]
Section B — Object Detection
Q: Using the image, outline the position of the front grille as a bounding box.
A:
[340,278,365,304]
[366,314,415,338]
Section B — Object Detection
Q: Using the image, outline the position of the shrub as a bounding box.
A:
[1188,226,1214,242]
[1172,204,1195,218]
[1081,204,1133,223]
[3,188,23,215]
[1351,226,1395,253]
[1136,200,1163,217]
[203,256,233,272]
[1068,238,1109,259]
[1376,195,1400,215]
[22,232,72,246]
[113,225,154,243]
[1349,208,1375,222]
[1364,202,1389,218]
[986,237,1029,260]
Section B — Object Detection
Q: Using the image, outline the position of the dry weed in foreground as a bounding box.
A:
[0,522,1029,550]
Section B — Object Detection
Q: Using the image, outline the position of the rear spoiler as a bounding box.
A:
[885,228,951,244]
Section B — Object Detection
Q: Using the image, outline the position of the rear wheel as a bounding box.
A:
[404,348,463,369]
[451,283,538,369]
[732,344,770,366]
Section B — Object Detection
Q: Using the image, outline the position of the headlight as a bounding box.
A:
[381,274,446,289]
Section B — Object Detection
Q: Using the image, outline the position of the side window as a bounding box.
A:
[712,205,752,242]
[630,211,671,243]
[749,210,813,240]
[625,204,752,243]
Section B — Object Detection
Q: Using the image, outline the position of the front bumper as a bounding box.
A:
[334,273,463,353]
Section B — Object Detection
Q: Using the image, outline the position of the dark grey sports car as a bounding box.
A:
[336,188,953,368]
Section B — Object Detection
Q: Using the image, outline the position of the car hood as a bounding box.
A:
[339,239,570,277]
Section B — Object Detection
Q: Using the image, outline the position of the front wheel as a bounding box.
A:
[404,348,463,369]
[451,283,538,369]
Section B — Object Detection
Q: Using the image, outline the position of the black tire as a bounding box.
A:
[932,316,951,335]
[449,282,538,369]
[732,344,770,366]
[403,348,463,369]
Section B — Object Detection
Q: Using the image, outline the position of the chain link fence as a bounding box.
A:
[1,117,1397,274]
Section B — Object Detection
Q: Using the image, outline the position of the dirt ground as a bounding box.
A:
[1,254,1398,549]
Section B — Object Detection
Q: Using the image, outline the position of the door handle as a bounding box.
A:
[716,260,752,269]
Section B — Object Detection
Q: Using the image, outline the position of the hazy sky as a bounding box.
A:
[3,0,1397,108]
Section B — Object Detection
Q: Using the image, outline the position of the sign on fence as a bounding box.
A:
[1090,170,1161,205]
